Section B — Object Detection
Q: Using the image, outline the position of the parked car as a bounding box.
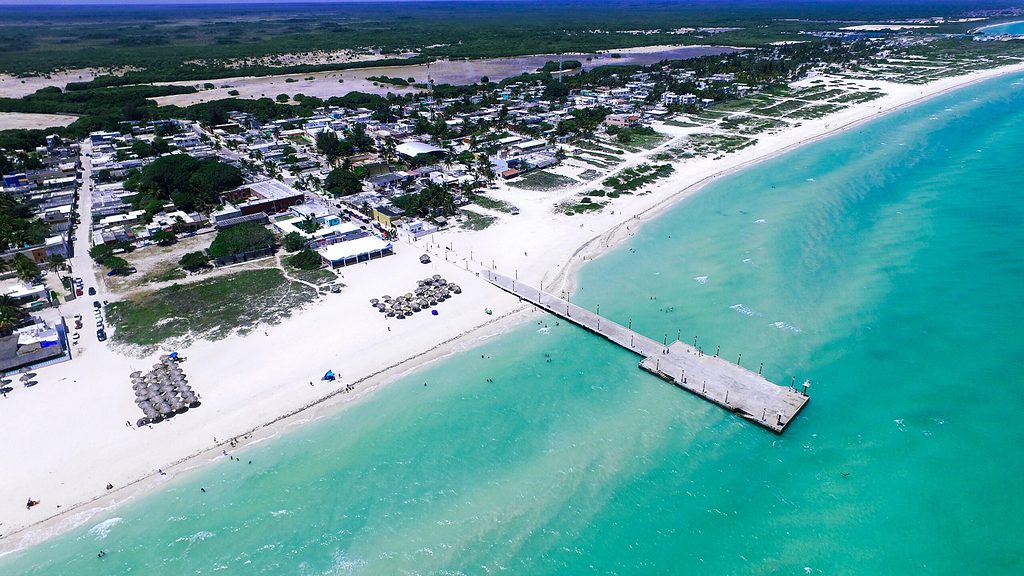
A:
[88,287,96,296]
[75,289,83,296]
[96,330,107,342]
[93,301,101,309]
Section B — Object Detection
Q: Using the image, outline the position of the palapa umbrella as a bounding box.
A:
[432,274,441,280]
[136,418,149,427]
[20,374,32,382]
[130,371,143,378]
[158,403,173,415]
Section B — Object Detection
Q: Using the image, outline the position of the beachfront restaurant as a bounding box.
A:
[317,236,394,268]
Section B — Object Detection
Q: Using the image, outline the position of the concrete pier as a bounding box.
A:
[482,271,808,433]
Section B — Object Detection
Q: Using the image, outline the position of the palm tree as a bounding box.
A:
[48,254,66,274]
[12,254,40,283]
[0,295,22,336]
[0,305,19,336]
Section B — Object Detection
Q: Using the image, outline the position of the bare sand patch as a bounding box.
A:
[0,112,78,131]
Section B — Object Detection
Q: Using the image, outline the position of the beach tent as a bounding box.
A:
[323,370,336,381]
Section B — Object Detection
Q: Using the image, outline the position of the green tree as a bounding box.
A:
[103,256,131,275]
[287,248,322,270]
[0,296,22,335]
[47,254,67,273]
[208,222,275,258]
[323,161,363,196]
[127,155,241,213]
[89,243,115,263]
[152,229,177,246]
[282,231,306,252]
[12,253,40,282]
[179,251,210,271]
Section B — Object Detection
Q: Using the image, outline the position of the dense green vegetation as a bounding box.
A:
[106,268,316,349]
[323,162,364,197]
[0,1,992,77]
[287,248,323,270]
[207,222,275,259]
[392,182,456,218]
[125,154,242,213]
[368,75,412,87]
[282,231,306,252]
[0,195,49,249]
[539,60,582,72]
[178,251,211,271]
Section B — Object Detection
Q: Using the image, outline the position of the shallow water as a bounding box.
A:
[978,20,1024,35]
[3,73,1023,574]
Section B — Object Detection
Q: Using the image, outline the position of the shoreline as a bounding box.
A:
[2,61,1023,558]
[971,19,1024,33]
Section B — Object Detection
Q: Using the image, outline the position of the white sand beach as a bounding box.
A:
[2,60,1023,555]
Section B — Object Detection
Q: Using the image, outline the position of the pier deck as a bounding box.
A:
[483,271,808,433]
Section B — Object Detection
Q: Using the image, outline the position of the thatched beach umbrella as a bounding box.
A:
[130,371,142,378]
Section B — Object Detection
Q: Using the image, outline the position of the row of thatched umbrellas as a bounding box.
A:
[0,371,36,393]
[130,354,199,427]
[369,275,463,320]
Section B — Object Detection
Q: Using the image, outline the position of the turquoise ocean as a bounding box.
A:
[980,20,1024,35]
[3,73,1023,574]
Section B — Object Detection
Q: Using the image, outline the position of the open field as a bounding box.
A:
[107,269,317,351]
[0,112,78,130]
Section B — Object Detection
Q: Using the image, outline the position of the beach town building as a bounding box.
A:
[0,317,69,375]
[220,179,305,216]
[316,235,394,268]
[372,205,405,229]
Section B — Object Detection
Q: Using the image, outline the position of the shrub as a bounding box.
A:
[287,249,322,270]
[152,229,176,246]
[208,222,275,258]
[103,256,131,274]
[179,251,211,271]
[282,231,306,252]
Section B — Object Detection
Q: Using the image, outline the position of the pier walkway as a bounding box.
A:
[482,271,809,433]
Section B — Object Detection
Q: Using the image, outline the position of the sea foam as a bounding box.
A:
[87,517,123,540]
